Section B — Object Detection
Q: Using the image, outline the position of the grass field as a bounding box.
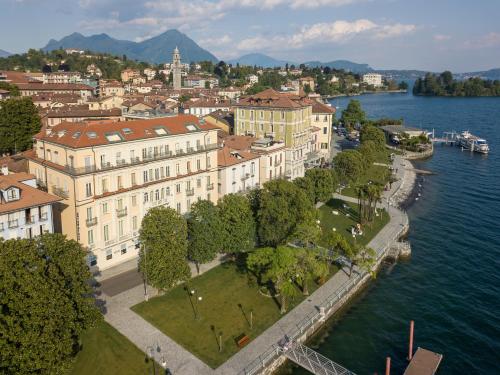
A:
[70,321,154,375]
[341,164,391,198]
[318,198,390,246]
[132,261,337,368]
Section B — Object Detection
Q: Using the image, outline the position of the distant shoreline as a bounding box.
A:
[323,89,407,100]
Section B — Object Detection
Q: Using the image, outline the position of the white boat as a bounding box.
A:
[456,131,489,154]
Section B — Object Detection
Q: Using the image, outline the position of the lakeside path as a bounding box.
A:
[101,156,413,375]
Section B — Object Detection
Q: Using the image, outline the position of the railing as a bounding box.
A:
[52,186,69,199]
[105,239,116,246]
[206,183,214,190]
[8,219,19,229]
[186,188,195,196]
[86,217,98,227]
[59,144,221,176]
[116,207,128,217]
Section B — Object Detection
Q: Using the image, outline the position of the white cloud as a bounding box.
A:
[434,34,451,42]
[199,35,233,47]
[236,19,416,52]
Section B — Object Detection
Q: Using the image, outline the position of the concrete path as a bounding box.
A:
[101,156,412,375]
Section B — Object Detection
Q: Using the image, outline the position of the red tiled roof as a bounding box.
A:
[0,173,61,215]
[33,115,219,148]
[17,83,94,91]
[217,146,259,167]
[235,88,312,109]
[311,100,335,114]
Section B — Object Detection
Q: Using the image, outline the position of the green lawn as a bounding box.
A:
[318,198,390,246]
[132,261,337,368]
[341,164,391,198]
[70,321,154,375]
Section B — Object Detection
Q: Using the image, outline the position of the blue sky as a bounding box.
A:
[2,0,500,72]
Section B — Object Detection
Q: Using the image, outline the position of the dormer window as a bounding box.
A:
[6,187,20,201]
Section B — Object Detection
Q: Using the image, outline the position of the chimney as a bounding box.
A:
[1,165,8,176]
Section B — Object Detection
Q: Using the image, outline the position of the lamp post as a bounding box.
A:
[190,289,202,320]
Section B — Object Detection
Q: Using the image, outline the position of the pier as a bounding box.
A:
[404,348,443,375]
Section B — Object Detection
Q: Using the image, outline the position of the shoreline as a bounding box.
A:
[238,156,414,375]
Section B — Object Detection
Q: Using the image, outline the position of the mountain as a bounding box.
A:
[454,68,500,81]
[304,60,372,73]
[42,30,218,64]
[227,53,292,68]
[0,49,12,58]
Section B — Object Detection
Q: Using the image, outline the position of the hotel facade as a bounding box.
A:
[27,115,219,270]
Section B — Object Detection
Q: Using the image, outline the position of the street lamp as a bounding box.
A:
[189,289,202,320]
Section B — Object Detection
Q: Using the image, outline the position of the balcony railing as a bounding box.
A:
[116,207,128,217]
[52,186,69,199]
[105,239,116,246]
[186,188,195,196]
[59,143,220,176]
[86,217,98,227]
[8,219,19,229]
[206,183,214,190]
[39,212,48,221]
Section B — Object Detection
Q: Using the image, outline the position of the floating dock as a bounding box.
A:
[403,347,443,375]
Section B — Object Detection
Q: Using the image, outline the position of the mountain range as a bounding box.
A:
[42,30,217,64]
[0,49,12,58]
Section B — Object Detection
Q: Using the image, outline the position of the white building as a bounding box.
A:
[0,170,61,240]
[217,147,260,196]
[362,73,383,87]
[247,74,259,85]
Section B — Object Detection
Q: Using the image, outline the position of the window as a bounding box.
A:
[207,157,211,168]
[148,169,153,181]
[102,202,108,214]
[155,189,160,201]
[85,183,92,197]
[6,188,18,200]
[117,176,123,189]
[281,111,285,120]
[47,150,52,161]
[176,202,181,213]
[176,184,181,193]
[269,156,273,166]
[155,168,159,180]
[87,230,94,245]
[87,254,97,267]
[187,161,191,173]
[132,216,138,231]
[197,178,201,188]
[197,159,201,170]
[106,248,112,260]
[103,225,109,242]
[86,207,93,220]
[143,170,148,183]
[121,244,127,255]
[260,111,264,119]
[323,127,328,134]
[166,165,170,177]
[251,162,255,174]
[131,173,136,186]
[176,164,180,175]
[118,220,124,237]
[132,195,137,206]
[143,193,149,203]
[117,198,123,210]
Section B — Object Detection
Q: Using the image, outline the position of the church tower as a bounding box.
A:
[172,47,182,91]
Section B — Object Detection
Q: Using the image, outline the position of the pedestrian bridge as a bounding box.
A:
[279,338,356,375]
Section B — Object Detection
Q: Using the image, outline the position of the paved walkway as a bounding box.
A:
[102,156,413,375]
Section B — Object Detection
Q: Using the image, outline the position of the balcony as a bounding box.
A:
[8,219,19,229]
[39,212,48,221]
[206,183,214,191]
[116,159,127,166]
[105,238,116,246]
[86,217,98,227]
[52,186,69,199]
[116,207,128,217]
[185,188,195,196]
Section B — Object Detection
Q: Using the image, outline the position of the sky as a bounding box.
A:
[2,0,500,72]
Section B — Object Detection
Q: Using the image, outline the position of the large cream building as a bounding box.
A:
[27,115,219,270]
[234,89,313,180]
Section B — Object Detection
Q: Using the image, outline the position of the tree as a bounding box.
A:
[293,176,315,205]
[0,82,20,96]
[304,168,338,203]
[0,97,41,154]
[332,150,365,186]
[295,248,328,295]
[341,99,366,128]
[247,246,298,314]
[356,182,384,225]
[139,206,190,290]
[0,234,101,374]
[257,180,314,246]
[398,81,409,90]
[358,140,378,168]
[218,194,256,255]
[360,125,386,150]
[303,83,312,94]
[187,200,223,273]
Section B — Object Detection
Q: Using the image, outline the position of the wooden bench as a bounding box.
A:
[236,334,250,348]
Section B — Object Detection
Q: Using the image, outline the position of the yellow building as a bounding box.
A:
[311,100,335,161]
[27,115,219,270]
[234,89,313,179]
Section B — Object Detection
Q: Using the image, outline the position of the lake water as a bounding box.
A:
[285,93,500,374]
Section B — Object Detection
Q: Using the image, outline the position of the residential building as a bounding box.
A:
[234,89,313,180]
[17,83,94,100]
[0,170,61,240]
[101,81,125,97]
[183,99,231,117]
[217,147,260,196]
[143,68,157,81]
[362,73,383,87]
[88,95,124,110]
[0,89,10,100]
[247,74,259,85]
[27,115,219,270]
[299,77,315,90]
[311,100,335,160]
[184,75,219,89]
[222,135,286,185]
[86,64,102,78]
[172,47,182,91]
[42,71,82,84]
[40,106,123,127]
[203,110,234,134]
[121,69,141,83]
[217,87,242,100]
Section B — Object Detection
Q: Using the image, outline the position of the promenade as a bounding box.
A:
[101,156,412,375]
